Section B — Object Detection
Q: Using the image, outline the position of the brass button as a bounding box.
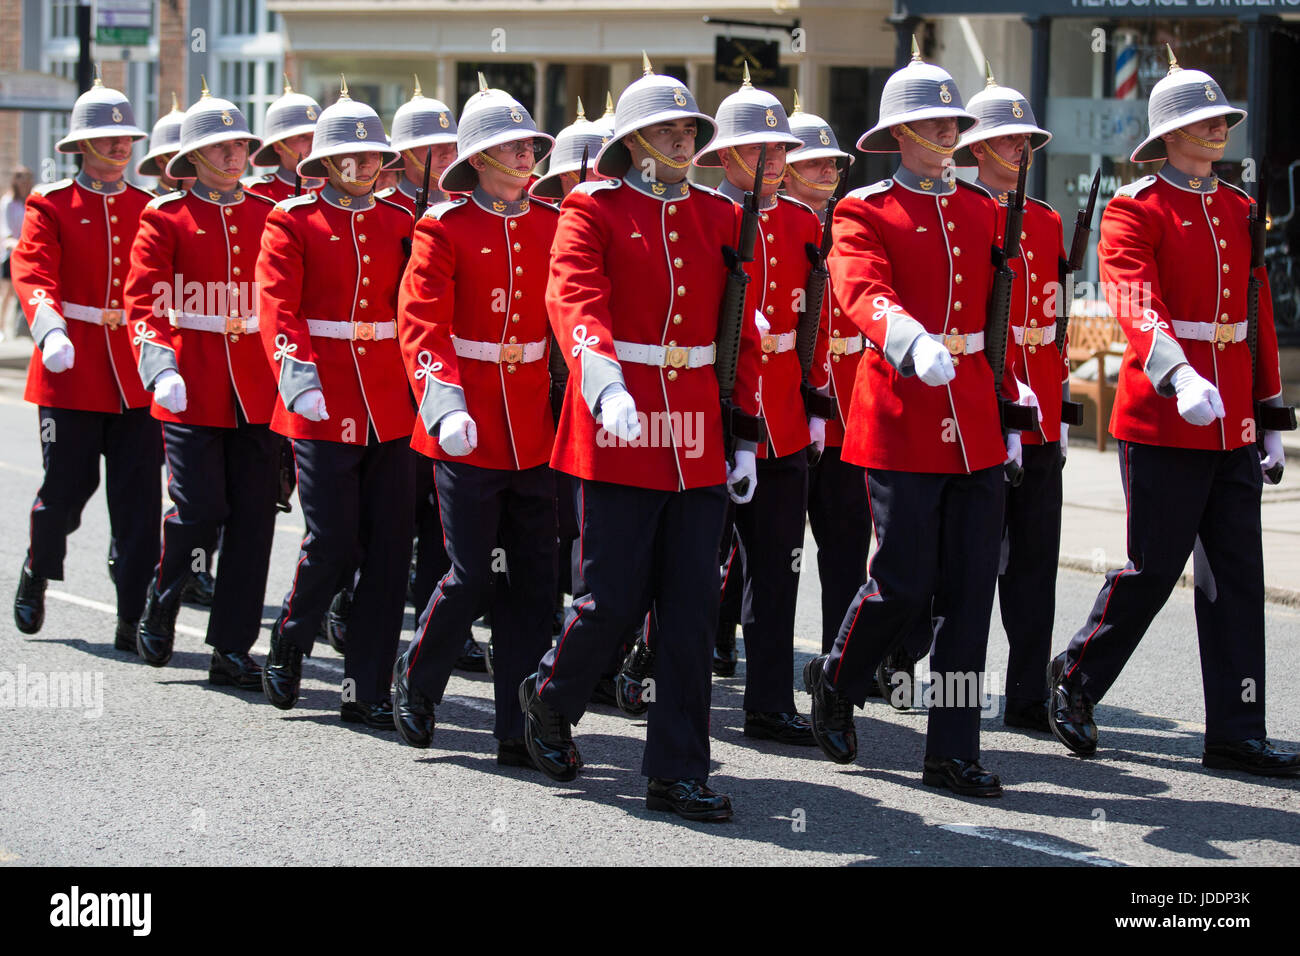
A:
[509,220,518,229]
[677,285,686,296]
[511,313,520,323]
[668,231,678,241]
[1223,289,1230,298]
[515,265,523,275]
[667,340,676,347]
[761,354,769,364]
[666,369,678,381]
[769,257,777,266]
[506,364,516,373]
[940,198,948,208]
[1030,319,1038,328]
[1030,273,1037,282]
[509,335,518,344]
[1219,239,1227,248]
[230,226,238,234]
[765,305,774,315]
[954,274,962,284]
[362,277,370,286]
[110,299,119,307]
[230,333,239,342]
[1206,196,1213,205]
[769,281,777,290]
[766,233,775,242]
[1217,343,1225,351]
[1222,264,1229,274]
[514,290,522,299]
[832,354,841,363]
[1221,313,1229,322]
[832,329,839,337]
[359,299,368,308]
[357,345,366,355]
[232,245,240,255]
[1020,230,1027,240]
[358,234,366,242]
[761,213,769,223]
[113,257,120,265]
[356,213,364,222]
[232,267,241,276]
[107,197,115,205]
[672,314,683,325]
[110,215,118,223]
[667,205,678,216]
[946,221,954,232]
[113,277,121,286]
[1212,217,1220,226]
[363,254,371,263]
[952,246,960,256]
[1029,345,1037,354]
[1031,295,1039,305]
[224,208,232,216]
[1027,250,1034,260]
[953,301,962,311]
[513,242,521,251]
[673,257,683,268]
[113,236,120,244]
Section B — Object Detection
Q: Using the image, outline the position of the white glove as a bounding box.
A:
[153,369,188,413]
[40,329,75,373]
[808,416,827,455]
[754,309,771,336]
[727,449,757,504]
[1171,364,1225,427]
[1059,422,1069,460]
[1261,430,1284,485]
[598,384,642,442]
[907,334,955,387]
[438,410,478,457]
[1005,432,1023,471]
[1014,378,1040,414]
[293,387,329,422]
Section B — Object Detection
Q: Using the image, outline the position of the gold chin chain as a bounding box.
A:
[82,140,131,167]
[785,163,837,192]
[1173,127,1229,151]
[477,150,533,179]
[403,149,427,174]
[898,123,955,156]
[322,156,379,187]
[192,147,243,181]
[987,144,1033,173]
[727,147,784,186]
[273,140,304,164]
[633,130,691,170]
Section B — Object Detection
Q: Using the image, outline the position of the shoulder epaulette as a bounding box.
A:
[274,193,317,213]
[375,186,397,200]
[847,179,893,201]
[955,178,994,201]
[244,191,276,206]
[776,193,816,216]
[123,181,155,199]
[423,197,469,220]
[146,190,186,210]
[526,197,559,215]
[31,179,73,197]
[1113,176,1157,200]
[1218,180,1250,201]
[571,179,621,197]
[375,196,414,217]
[1026,194,1057,213]
[241,173,274,189]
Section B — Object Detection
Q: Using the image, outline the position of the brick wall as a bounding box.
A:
[0,0,22,182]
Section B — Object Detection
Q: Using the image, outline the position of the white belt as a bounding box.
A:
[930,330,985,355]
[1012,322,1056,347]
[1171,319,1247,345]
[169,309,260,335]
[62,301,127,329]
[615,340,716,369]
[453,337,547,364]
[306,319,396,341]
[828,334,864,356]
[760,330,796,355]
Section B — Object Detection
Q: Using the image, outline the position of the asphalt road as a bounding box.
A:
[1,368,1297,867]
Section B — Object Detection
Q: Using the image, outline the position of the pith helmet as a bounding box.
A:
[165,79,262,179]
[857,38,977,153]
[595,53,717,178]
[136,92,187,177]
[390,76,458,154]
[439,74,554,194]
[296,78,399,179]
[1130,46,1245,163]
[953,63,1051,167]
[530,96,613,199]
[251,77,321,167]
[55,76,147,153]
[786,91,853,165]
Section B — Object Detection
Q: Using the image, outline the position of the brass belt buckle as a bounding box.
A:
[944,333,967,356]
[760,334,778,354]
[501,343,524,364]
[355,322,376,341]
[102,309,123,329]
[1215,323,1234,345]
[225,317,244,335]
[664,346,688,369]
[829,337,848,356]
[1024,327,1042,347]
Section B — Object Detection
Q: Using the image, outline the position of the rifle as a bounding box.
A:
[549,145,587,421]
[717,144,769,493]
[293,172,302,198]
[1056,168,1099,429]
[401,146,434,261]
[988,149,1039,486]
[1247,166,1297,483]
[798,159,848,427]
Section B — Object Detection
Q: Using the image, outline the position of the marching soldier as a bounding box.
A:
[528,95,612,203]
[137,93,192,196]
[390,78,560,761]
[954,66,1064,734]
[694,70,825,745]
[257,85,417,726]
[11,78,160,652]
[517,56,760,821]
[1047,50,1300,776]
[378,76,458,216]
[783,94,869,659]
[243,77,323,202]
[803,44,1031,797]
[124,82,280,686]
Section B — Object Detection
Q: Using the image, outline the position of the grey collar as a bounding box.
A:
[471,186,530,217]
[276,165,322,190]
[622,170,691,202]
[190,182,245,205]
[320,184,375,211]
[76,171,125,195]
[400,177,446,204]
[718,177,777,210]
[893,164,955,196]
[1158,164,1218,194]
[975,177,1016,206]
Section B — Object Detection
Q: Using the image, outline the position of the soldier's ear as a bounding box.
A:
[889,125,905,145]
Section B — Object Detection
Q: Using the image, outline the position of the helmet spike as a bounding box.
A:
[604,91,615,115]
[792,89,802,114]
[984,60,997,88]
[576,96,586,120]
[741,62,753,88]
[642,51,654,77]
[283,73,293,95]
[910,35,923,63]
[339,74,350,98]
[92,63,102,87]
[1165,44,1182,74]
[413,74,422,97]
[171,90,180,112]
[200,74,211,98]
[478,71,490,93]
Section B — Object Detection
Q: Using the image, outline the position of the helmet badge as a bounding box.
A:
[818,128,830,146]
[1204,84,1217,102]
[764,108,778,128]
[306,106,317,120]
[509,107,523,123]
[439,112,450,128]
[1011,101,1024,118]
[938,84,952,104]
[220,110,234,126]
[356,121,368,139]
[673,88,688,107]
[111,106,123,123]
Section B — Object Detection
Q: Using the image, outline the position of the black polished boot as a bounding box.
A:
[1203,738,1300,777]
[712,623,738,677]
[113,618,138,652]
[13,561,47,635]
[519,674,581,782]
[455,636,487,672]
[209,650,262,689]
[136,581,180,667]
[180,570,215,608]
[743,711,816,745]
[325,588,350,654]
[391,656,434,747]
[615,632,655,717]
[876,646,917,710]
[803,654,857,764]
[646,778,733,822]
[262,617,304,710]
[922,756,1004,797]
[342,699,395,729]
[1046,654,1098,756]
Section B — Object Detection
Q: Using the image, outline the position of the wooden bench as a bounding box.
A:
[1066,303,1126,451]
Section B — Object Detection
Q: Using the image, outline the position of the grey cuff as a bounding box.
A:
[1147,333,1190,397]
[138,341,179,389]
[30,301,67,347]
[735,439,757,455]
[883,316,930,376]
[581,351,626,418]
[417,379,468,436]
[278,356,323,412]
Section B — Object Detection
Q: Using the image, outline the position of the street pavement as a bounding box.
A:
[0,363,1297,867]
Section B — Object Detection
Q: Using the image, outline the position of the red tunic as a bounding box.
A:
[829,175,1007,474]
[124,186,278,427]
[12,176,154,412]
[1100,170,1281,451]
[256,188,417,444]
[242,170,323,204]
[818,280,865,449]
[398,191,558,471]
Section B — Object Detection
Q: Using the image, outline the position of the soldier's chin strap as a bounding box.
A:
[322,155,379,188]
[191,146,246,181]
[727,147,784,187]
[476,150,533,179]
[984,141,1034,174]
[81,140,131,167]
[785,163,837,192]
[273,140,307,165]
[633,130,691,170]
[1173,127,1229,151]
[404,149,427,174]
[897,123,955,157]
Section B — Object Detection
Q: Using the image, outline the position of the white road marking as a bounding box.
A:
[47,588,206,638]
[940,824,1130,866]
[0,459,41,477]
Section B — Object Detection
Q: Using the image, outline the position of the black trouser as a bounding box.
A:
[807,445,870,655]
[156,415,278,653]
[27,404,161,621]
[411,454,447,614]
[403,461,557,740]
[279,433,415,704]
[535,480,728,780]
[730,451,809,713]
[1061,441,1266,744]
[998,441,1064,706]
[823,466,1004,761]
[718,517,743,629]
